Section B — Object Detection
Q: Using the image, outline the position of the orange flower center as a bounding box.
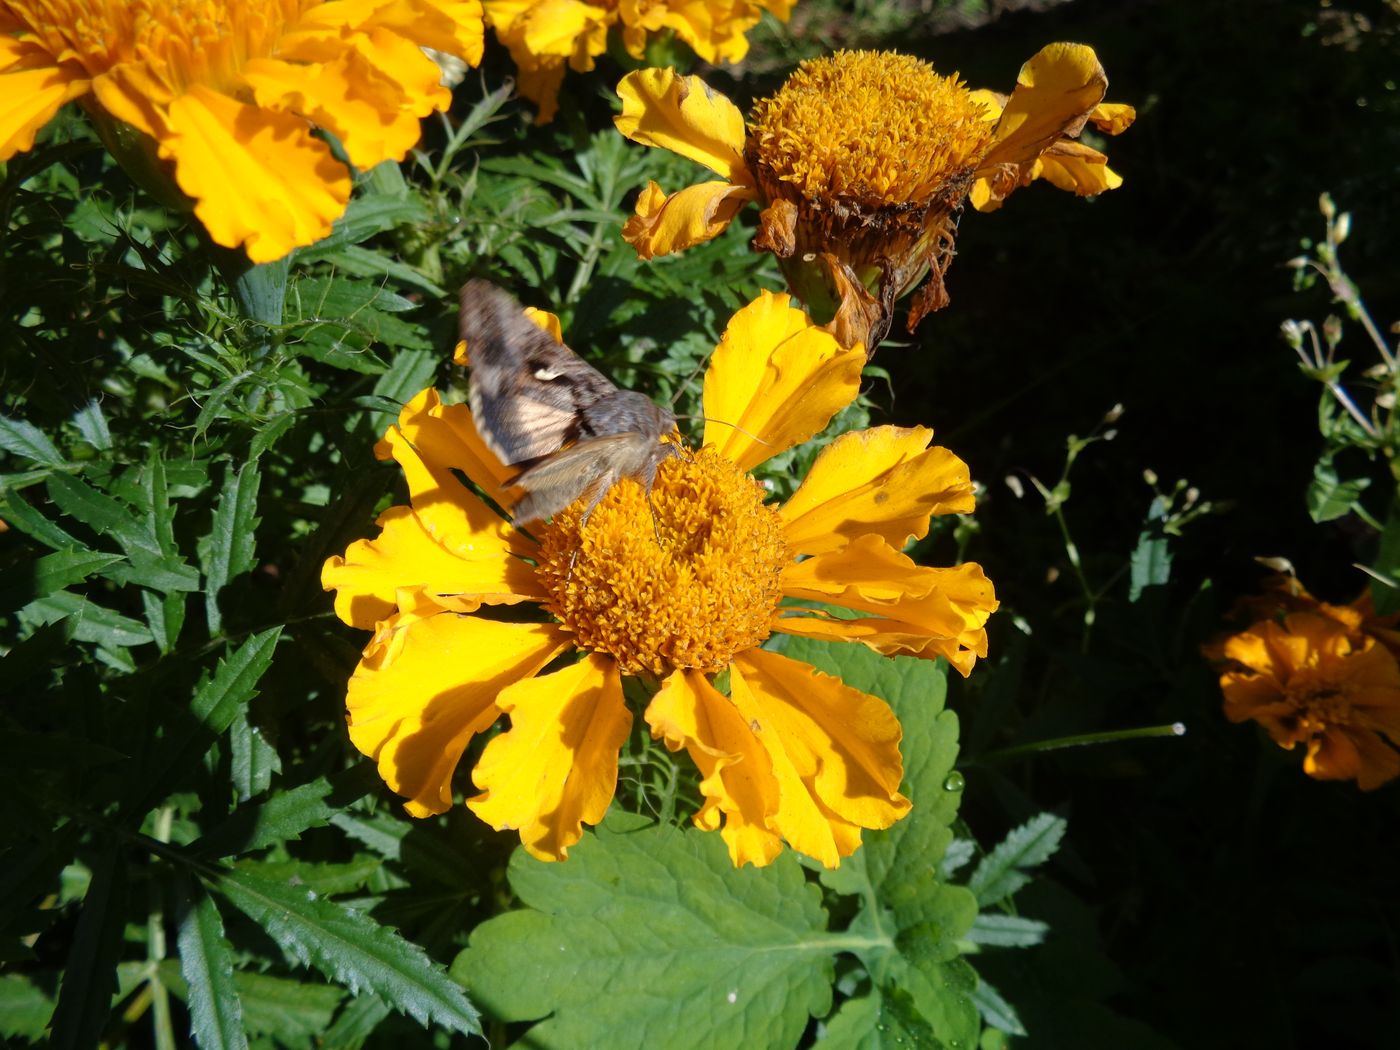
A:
[9,0,297,96]
[748,49,995,206]
[1287,669,1357,730]
[536,448,788,678]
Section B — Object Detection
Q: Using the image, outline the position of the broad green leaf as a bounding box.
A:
[1307,456,1370,523]
[0,413,65,467]
[50,849,127,1050]
[0,973,54,1040]
[127,628,281,815]
[207,865,479,1036]
[1129,497,1172,601]
[201,459,261,634]
[72,400,112,451]
[816,967,980,1050]
[966,815,1066,908]
[176,885,248,1050]
[965,914,1050,948]
[233,857,386,897]
[232,971,344,1044]
[452,814,833,1050]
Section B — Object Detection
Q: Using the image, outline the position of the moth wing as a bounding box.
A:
[510,433,668,524]
[459,280,617,466]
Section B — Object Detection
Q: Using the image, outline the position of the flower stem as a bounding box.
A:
[976,722,1186,764]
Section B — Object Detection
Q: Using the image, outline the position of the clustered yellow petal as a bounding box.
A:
[0,0,484,261]
[1212,577,1400,790]
[615,44,1135,352]
[484,0,791,124]
[323,291,998,867]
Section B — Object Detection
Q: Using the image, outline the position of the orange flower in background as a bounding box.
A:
[615,46,1134,352]
[322,291,997,867]
[0,0,485,262]
[484,0,793,124]
[1217,612,1400,790]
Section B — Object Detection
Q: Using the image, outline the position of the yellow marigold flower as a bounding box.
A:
[0,0,485,263]
[322,291,997,867]
[1217,612,1400,790]
[483,0,792,124]
[615,45,1134,351]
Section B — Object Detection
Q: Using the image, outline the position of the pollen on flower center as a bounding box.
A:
[748,50,995,206]
[536,448,789,678]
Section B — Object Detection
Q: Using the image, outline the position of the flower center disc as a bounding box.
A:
[748,50,995,206]
[537,448,788,678]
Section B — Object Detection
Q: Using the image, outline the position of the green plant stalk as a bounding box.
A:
[977,722,1187,764]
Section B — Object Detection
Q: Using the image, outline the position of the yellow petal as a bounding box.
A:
[520,0,611,59]
[731,648,909,867]
[621,178,754,260]
[615,68,751,183]
[0,64,89,160]
[779,426,975,557]
[1091,101,1137,135]
[979,43,1107,171]
[383,388,519,514]
[646,669,784,868]
[1032,139,1121,197]
[469,653,631,861]
[779,536,998,675]
[346,611,568,817]
[160,84,351,262]
[702,291,865,473]
[293,0,486,68]
[321,501,543,629]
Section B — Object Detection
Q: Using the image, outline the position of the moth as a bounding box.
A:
[458,279,678,524]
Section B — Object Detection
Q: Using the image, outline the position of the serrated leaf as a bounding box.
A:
[176,884,248,1050]
[966,814,1066,908]
[0,973,54,1040]
[965,913,1049,948]
[201,459,261,634]
[229,704,280,802]
[452,814,832,1050]
[72,400,112,451]
[195,778,336,860]
[367,348,439,432]
[970,976,1027,1036]
[50,849,127,1050]
[816,964,980,1050]
[938,839,975,880]
[207,865,478,1036]
[0,490,84,551]
[46,473,157,555]
[318,993,391,1050]
[233,971,344,1043]
[0,550,124,613]
[128,628,281,815]
[142,589,187,653]
[0,413,65,467]
[1308,456,1370,523]
[19,591,154,648]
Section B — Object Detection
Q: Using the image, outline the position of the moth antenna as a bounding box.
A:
[673,415,774,449]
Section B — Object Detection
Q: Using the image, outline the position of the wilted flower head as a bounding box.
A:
[484,0,793,124]
[322,291,997,867]
[615,45,1134,352]
[0,0,484,262]
[1217,611,1400,790]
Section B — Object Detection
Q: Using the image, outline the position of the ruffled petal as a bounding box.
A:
[779,426,975,557]
[615,68,751,183]
[730,648,909,868]
[160,84,351,262]
[646,669,784,868]
[778,536,998,675]
[702,291,865,472]
[979,43,1107,171]
[469,653,631,861]
[291,0,486,67]
[621,178,754,260]
[520,0,611,61]
[345,611,569,817]
[1030,139,1122,197]
[381,388,519,515]
[0,64,89,160]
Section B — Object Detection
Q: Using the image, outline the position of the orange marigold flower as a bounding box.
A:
[614,46,1134,352]
[0,0,485,262]
[322,290,997,867]
[483,0,793,124]
[1217,612,1400,790]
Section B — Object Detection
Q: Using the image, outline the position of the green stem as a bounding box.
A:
[977,722,1186,764]
[148,807,177,1050]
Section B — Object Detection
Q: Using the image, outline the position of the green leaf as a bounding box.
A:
[0,973,55,1040]
[965,914,1050,948]
[452,814,833,1050]
[72,400,113,451]
[50,849,127,1050]
[0,490,84,551]
[1129,497,1172,601]
[19,591,155,649]
[0,413,65,467]
[46,473,155,554]
[128,628,281,815]
[207,865,479,1037]
[229,703,280,802]
[176,884,249,1050]
[0,549,124,612]
[201,459,262,635]
[195,778,336,860]
[966,814,1066,908]
[234,971,344,1044]
[1307,455,1370,523]
[319,992,392,1049]
[970,976,1027,1036]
